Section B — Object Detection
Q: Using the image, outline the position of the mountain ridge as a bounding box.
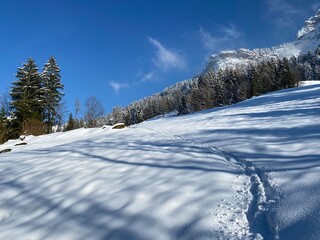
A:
[206,9,320,71]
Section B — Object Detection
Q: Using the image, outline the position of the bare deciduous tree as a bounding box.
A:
[84,96,105,128]
[75,98,80,119]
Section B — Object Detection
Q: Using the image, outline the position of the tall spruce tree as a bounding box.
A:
[177,96,189,115]
[65,113,75,131]
[278,58,297,89]
[42,56,64,133]
[10,58,43,136]
[214,72,225,106]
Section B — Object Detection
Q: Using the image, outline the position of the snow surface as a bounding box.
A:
[299,80,320,86]
[1,84,320,239]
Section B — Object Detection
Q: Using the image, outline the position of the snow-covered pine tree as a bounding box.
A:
[266,59,279,91]
[303,62,314,80]
[189,72,214,112]
[123,106,132,126]
[177,96,189,115]
[110,106,125,124]
[10,58,44,136]
[251,65,263,96]
[41,56,64,133]
[133,104,144,124]
[278,58,297,89]
[223,68,238,105]
[214,70,225,106]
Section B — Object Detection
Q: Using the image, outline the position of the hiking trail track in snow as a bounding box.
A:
[137,125,280,240]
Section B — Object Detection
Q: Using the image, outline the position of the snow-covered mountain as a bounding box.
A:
[1,82,320,239]
[207,9,320,71]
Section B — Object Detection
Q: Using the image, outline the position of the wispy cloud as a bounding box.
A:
[266,0,301,28]
[220,24,241,39]
[109,81,129,92]
[265,0,318,30]
[199,27,217,51]
[140,71,154,82]
[148,37,186,71]
[199,24,242,52]
[267,0,298,14]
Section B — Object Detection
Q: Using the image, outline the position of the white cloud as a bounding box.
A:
[220,24,241,39]
[267,0,297,14]
[140,72,154,82]
[148,37,185,71]
[266,0,313,29]
[199,24,242,52]
[109,81,129,92]
[199,27,217,51]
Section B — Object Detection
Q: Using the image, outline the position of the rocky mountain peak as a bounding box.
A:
[206,9,320,71]
[297,9,320,40]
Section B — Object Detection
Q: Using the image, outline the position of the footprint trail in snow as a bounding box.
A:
[138,125,279,240]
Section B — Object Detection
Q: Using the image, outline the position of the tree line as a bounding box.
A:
[1,47,319,143]
[103,46,320,126]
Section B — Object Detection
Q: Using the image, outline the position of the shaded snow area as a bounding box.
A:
[1,84,320,239]
[299,80,320,86]
[0,129,250,239]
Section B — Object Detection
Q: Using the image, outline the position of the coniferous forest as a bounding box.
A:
[104,47,320,126]
[0,57,64,143]
[1,47,320,143]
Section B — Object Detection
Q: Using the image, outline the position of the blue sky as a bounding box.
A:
[0,0,319,118]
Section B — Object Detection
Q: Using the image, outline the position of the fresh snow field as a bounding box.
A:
[1,84,320,240]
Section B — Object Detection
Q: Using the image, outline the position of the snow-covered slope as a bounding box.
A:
[207,9,320,71]
[1,84,320,239]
